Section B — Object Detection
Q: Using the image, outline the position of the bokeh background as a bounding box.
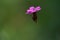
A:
[0,0,60,40]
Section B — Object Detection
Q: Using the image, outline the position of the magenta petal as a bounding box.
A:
[29,6,36,13]
[35,6,41,11]
[31,9,36,13]
[26,10,33,14]
[29,6,35,10]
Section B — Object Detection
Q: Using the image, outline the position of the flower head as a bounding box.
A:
[26,6,41,14]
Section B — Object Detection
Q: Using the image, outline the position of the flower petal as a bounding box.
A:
[35,6,41,11]
[29,6,35,10]
[26,10,33,14]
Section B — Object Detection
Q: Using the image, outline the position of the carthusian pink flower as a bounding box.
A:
[26,6,41,23]
[26,6,41,14]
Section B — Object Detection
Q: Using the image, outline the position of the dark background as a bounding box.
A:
[0,0,60,40]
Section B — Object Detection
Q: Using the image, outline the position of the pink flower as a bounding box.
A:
[26,6,41,14]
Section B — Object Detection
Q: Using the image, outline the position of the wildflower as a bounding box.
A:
[26,6,41,23]
[26,6,41,14]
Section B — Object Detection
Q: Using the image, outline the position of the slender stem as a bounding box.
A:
[32,12,37,23]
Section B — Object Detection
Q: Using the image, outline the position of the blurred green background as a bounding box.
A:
[0,0,60,40]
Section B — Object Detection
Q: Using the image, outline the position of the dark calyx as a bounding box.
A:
[32,12,37,23]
